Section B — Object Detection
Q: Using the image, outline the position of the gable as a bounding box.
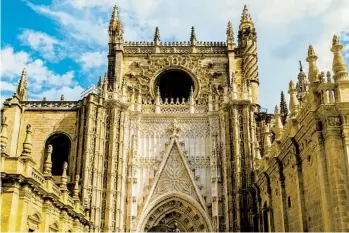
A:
[143,138,207,211]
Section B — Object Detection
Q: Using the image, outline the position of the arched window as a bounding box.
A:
[45,133,71,176]
[156,70,194,101]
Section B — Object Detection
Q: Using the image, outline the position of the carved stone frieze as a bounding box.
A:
[326,116,341,127]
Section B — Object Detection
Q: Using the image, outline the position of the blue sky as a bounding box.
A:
[1,0,349,111]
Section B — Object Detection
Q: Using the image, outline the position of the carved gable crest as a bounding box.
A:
[142,138,207,211]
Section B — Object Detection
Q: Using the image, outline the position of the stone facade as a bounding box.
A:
[1,5,349,232]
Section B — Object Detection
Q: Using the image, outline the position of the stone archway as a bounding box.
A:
[137,192,213,232]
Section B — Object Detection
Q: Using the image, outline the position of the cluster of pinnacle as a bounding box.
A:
[109,4,254,43]
[12,6,348,113]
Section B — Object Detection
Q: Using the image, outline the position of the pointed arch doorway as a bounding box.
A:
[138,192,213,232]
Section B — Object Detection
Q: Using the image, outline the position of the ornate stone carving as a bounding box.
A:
[326,116,341,127]
[153,147,196,199]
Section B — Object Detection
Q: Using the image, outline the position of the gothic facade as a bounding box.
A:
[1,5,349,232]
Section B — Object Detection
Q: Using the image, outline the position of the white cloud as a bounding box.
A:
[78,51,107,70]
[1,47,30,79]
[1,46,79,99]
[0,81,17,92]
[28,2,108,46]
[39,85,85,100]
[18,29,63,61]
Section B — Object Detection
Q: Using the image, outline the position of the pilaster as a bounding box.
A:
[0,180,21,232]
[16,184,32,232]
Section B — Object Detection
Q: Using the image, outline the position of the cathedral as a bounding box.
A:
[1,5,349,232]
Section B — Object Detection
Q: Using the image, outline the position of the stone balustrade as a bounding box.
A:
[1,156,87,221]
[21,101,79,110]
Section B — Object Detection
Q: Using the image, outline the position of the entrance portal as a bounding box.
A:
[138,193,213,232]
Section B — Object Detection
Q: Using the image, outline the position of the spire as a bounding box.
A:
[306,45,320,84]
[190,26,197,46]
[16,68,28,101]
[43,145,53,176]
[108,5,123,41]
[154,26,160,45]
[240,5,254,29]
[280,91,288,125]
[296,61,309,103]
[288,80,299,118]
[226,21,234,44]
[331,35,348,82]
[274,105,283,140]
[1,117,8,154]
[21,124,32,157]
[97,75,102,89]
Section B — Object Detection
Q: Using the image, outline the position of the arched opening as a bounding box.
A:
[45,133,71,176]
[138,193,213,232]
[156,70,194,101]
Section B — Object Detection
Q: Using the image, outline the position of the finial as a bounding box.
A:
[61,161,68,189]
[1,116,8,153]
[109,5,123,39]
[43,145,53,176]
[73,175,80,199]
[60,94,64,101]
[332,34,339,46]
[190,26,197,45]
[42,97,46,101]
[306,45,320,84]
[330,34,348,81]
[308,45,316,57]
[288,80,299,117]
[22,68,27,76]
[154,26,160,44]
[289,80,295,90]
[226,21,234,43]
[240,4,254,29]
[299,61,303,72]
[21,124,32,157]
